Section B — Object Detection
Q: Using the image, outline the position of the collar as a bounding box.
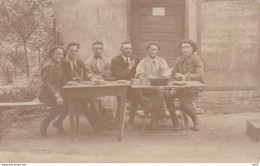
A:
[93,54,103,60]
[179,54,195,64]
[67,58,76,64]
[121,54,130,62]
[147,55,159,62]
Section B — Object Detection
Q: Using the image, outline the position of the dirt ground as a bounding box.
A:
[0,111,260,163]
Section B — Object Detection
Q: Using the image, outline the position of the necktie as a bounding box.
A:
[126,58,129,66]
[72,62,79,78]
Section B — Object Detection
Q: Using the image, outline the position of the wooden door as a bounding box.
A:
[131,0,185,66]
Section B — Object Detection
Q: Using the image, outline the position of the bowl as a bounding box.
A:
[148,77,169,86]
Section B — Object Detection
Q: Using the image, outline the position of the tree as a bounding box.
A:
[0,0,54,77]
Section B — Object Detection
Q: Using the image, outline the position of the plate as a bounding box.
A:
[173,81,187,86]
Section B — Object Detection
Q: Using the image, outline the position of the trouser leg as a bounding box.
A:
[180,90,200,130]
[165,94,180,128]
[128,89,147,124]
[80,99,100,129]
[165,95,177,118]
[149,90,166,119]
[128,100,138,124]
[56,105,68,125]
[40,105,60,136]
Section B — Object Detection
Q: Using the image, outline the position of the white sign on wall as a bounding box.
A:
[152,7,165,16]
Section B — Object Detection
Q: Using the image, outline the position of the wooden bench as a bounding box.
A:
[0,100,46,141]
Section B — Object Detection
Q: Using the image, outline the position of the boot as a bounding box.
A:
[52,120,67,134]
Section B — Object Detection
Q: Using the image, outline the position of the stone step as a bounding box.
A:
[246,119,260,143]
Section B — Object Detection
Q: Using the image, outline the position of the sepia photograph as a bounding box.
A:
[0,0,260,164]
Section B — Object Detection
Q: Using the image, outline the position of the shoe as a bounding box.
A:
[172,118,181,130]
[127,123,135,131]
[193,118,201,131]
[53,121,67,134]
[40,125,47,137]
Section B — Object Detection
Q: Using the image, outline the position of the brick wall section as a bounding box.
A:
[195,90,260,114]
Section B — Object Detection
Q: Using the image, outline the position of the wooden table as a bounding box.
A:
[63,81,130,142]
[131,81,205,90]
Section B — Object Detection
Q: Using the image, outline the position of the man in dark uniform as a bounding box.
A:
[165,38,205,131]
[38,45,67,136]
[111,41,147,131]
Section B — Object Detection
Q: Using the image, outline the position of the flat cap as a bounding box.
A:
[180,38,197,52]
[146,41,160,50]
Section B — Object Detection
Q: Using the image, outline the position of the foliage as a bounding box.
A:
[0,75,41,102]
[0,0,54,77]
[0,56,17,85]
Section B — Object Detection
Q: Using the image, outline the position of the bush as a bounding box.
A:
[0,56,17,85]
[0,76,41,102]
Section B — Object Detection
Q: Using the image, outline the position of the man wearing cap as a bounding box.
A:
[165,38,205,131]
[38,45,67,136]
[111,41,148,131]
[135,41,169,129]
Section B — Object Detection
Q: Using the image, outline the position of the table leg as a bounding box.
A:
[118,92,127,142]
[114,97,121,126]
[67,98,75,141]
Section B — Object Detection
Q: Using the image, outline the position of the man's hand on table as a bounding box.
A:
[174,73,187,81]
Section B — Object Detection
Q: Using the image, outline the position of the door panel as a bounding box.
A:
[131,0,185,67]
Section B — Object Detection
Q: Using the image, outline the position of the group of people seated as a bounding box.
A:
[37,38,205,137]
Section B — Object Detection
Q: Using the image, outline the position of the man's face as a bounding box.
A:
[93,44,103,58]
[148,45,159,59]
[181,43,193,56]
[52,48,65,64]
[67,45,79,60]
[121,43,132,57]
